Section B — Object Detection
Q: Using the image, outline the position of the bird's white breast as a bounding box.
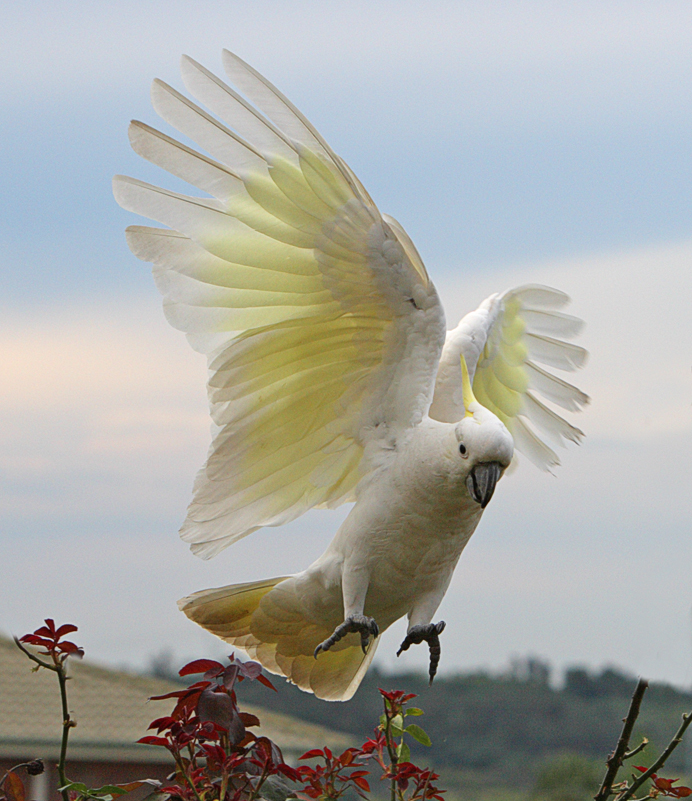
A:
[307,421,484,627]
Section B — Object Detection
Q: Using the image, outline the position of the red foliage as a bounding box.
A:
[296,746,371,799]
[139,655,296,801]
[19,619,84,663]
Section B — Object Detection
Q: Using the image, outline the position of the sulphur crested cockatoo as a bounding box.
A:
[114,51,588,701]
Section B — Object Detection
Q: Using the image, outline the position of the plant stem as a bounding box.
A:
[173,753,205,801]
[56,663,72,801]
[246,761,270,801]
[383,712,399,801]
[616,711,692,801]
[15,638,73,801]
[595,678,649,801]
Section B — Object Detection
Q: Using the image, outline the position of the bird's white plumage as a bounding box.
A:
[430,285,588,470]
[115,50,587,699]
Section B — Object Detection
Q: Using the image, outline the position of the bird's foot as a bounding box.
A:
[397,621,446,685]
[314,614,379,657]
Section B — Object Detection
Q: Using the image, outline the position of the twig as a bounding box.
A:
[594,678,649,801]
[616,711,692,801]
[622,739,649,761]
[13,638,57,672]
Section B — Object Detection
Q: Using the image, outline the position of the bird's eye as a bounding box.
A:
[459,443,468,457]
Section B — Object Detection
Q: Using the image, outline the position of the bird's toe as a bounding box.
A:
[396,621,446,684]
[314,614,379,658]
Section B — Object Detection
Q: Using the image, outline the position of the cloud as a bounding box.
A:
[0,299,209,523]
[1,237,691,685]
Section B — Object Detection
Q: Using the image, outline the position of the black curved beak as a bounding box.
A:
[466,462,502,509]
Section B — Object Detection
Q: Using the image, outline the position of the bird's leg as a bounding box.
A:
[397,621,446,685]
[314,614,380,657]
[314,564,377,657]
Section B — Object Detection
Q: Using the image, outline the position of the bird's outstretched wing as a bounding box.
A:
[113,51,446,558]
[429,285,588,470]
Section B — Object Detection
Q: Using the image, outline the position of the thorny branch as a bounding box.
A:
[595,678,649,801]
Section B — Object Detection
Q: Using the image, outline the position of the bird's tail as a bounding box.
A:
[178,576,379,701]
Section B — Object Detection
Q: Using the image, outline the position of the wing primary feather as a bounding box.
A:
[521,391,584,445]
[180,56,298,160]
[221,49,366,200]
[511,417,560,472]
[524,360,590,411]
[151,79,267,173]
[525,333,587,371]
[128,120,242,200]
[520,309,584,338]
[221,49,336,158]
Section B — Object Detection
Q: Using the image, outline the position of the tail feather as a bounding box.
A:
[178,576,379,701]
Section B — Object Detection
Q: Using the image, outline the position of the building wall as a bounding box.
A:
[0,757,173,801]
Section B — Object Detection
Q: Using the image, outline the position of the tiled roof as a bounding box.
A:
[0,636,350,763]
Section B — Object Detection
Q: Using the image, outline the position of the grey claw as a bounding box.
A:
[396,621,446,685]
[314,614,379,658]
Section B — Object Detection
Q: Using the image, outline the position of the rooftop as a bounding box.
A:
[0,635,351,764]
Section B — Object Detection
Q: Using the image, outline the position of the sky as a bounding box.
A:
[2,0,692,690]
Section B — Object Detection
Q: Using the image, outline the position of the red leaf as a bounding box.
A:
[675,788,692,797]
[148,716,175,731]
[55,624,79,638]
[352,777,370,792]
[137,736,170,747]
[150,689,187,701]
[57,641,84,657]
[179,659,224,676]
[257,674,277,691]
[300,749,325,760]
[239,712,261,728]
[19,635,53,649]
[3,771,26,801]
[238,660,262,680]
[277,764,300,782]
[634,766,649,773]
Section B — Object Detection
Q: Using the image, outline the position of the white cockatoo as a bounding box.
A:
[114,51,588,701]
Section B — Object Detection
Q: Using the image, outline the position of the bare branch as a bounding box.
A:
[616,710,692,801]
[594,678,649,801]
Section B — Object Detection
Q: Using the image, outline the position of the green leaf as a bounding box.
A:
[405,724,432,747]
[390,714,404,737]
[397,742,411,762]
[59,784,88,794]
[59,783,144,801]
[405,708,424,717]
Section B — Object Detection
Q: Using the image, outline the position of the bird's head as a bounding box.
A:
[453,355,514,508]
